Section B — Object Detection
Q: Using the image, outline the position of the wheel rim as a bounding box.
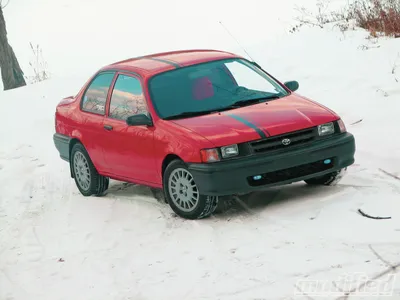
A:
[73,151,91,191]
[168,168,200,212]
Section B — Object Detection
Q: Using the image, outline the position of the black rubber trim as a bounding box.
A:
[99,69,143,79]
[146,57,181,68]
[187,132,356,196]
[53,133,71,162]
[224,113,268,139]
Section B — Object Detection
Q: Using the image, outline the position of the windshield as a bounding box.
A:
[148,58,289,119]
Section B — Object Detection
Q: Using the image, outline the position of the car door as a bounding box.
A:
[78,71,116,173]
[101,72,157,184]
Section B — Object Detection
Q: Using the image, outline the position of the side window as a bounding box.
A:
[109,74,148,121]
[81,72,115,115]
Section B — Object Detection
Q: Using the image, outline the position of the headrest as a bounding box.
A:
[192,76,214,100]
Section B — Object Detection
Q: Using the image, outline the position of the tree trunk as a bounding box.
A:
[0,6,26,90]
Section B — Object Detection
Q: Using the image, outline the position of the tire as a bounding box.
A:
[163,159,218,220]
[304,168,346,186]
[70,143,109,197]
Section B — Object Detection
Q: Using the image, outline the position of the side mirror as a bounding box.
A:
[126,113,153,126]
[284,80,299,92]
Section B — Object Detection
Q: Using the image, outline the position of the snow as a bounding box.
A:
[1,0,400,299]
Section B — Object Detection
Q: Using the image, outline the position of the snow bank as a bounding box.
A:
[1,1,400,299]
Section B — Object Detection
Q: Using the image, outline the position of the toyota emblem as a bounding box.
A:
[282,138,291,146]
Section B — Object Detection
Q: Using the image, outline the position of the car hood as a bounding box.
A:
[170,93,339,147]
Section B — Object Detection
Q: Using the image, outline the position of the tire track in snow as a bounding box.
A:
[105,182,180,228]
[0,146,54,262]
[106,191,179,231]
[0,147,69,300]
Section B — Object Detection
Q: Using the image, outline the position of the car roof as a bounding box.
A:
[100,49,242,78]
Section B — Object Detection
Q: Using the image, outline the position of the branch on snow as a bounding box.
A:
[368,245,395,269]
[379,168,400,181]
[296,245,399,300]
[358,208,391,220]
[335,245,400,300]
[350,119,363,125]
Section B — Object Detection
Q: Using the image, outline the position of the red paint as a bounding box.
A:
[171,93,339,145]
[55,49,342,188]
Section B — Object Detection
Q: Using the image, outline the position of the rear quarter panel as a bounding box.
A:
[55,97,78,135]
[55,89,106,172]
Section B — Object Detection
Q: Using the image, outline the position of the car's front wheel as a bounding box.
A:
[304,168,346,186]
[71,143,109,197]
[163,159,218,219]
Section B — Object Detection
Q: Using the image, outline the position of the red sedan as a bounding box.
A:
[53,49,356,219]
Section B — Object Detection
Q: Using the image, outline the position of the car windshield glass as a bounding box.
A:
[148,58,289,120]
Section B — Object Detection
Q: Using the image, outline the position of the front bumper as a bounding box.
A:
[187,132,356,196]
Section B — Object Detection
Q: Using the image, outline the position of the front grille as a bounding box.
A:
[250,127,316,154]
[247,158,334,187]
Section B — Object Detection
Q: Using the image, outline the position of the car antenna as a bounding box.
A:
[218,21,261,67]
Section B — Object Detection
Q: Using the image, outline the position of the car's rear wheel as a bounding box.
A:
[71,143,109,197]
[304,168,346,186]
[163,159,218,219]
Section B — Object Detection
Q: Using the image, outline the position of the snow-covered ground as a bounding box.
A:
[1,0,400,299]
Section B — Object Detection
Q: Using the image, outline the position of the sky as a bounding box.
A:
[1,0,353,92]
[3,0,318,80]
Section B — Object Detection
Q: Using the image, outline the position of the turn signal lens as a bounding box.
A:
[337,119,347,133]
[200,148,220,163]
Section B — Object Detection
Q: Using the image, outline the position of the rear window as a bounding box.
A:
[81,72,115,115]
[148,58,288,119]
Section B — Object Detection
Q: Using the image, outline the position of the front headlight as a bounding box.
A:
[221,144,239,158]
[200,144,239,163]
[318,122,335,136]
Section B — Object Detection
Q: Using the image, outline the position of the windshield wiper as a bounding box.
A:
[224,95,282,109]
[163,110,217,120]
[163,95,283,120]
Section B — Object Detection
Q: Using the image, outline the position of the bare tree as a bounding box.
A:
[0,0,26,90]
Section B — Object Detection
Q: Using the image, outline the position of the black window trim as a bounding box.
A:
[80,71,117,116]
[106,71,150,123]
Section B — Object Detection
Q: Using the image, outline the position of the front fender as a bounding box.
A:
[153,120,215,180]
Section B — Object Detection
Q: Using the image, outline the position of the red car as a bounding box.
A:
[53,49,356,219]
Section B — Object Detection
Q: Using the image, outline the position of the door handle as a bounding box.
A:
[104,124,113,131]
